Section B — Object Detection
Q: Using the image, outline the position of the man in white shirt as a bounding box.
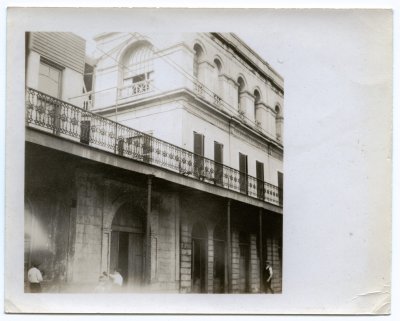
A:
[109,269,123,290]
[265,261,274,294]
[27,264,43,293]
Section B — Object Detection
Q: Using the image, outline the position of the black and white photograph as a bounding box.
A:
[4,5,395,316]
[23,31,284,294]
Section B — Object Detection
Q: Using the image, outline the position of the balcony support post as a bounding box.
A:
[226,199,232,293]
[144,175,153,284]
[259,208,264,293]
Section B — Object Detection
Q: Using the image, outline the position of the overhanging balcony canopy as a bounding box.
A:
[25,87,282,207]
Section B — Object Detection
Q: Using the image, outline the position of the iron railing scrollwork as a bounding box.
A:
[26,87,282,206]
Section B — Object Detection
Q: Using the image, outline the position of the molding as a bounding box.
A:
[255,102,268,110]
[198,60,215,69]
[93,87,284,152]
[154,41,194,57]
[240,90,255,99]
[220,73,238,86]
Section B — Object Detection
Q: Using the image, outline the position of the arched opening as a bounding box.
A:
[120,42,154,98]
[213,222,226,293]
[213,58,223,101]
[110,202,146,287]
[191,222,208,293]
[254,89,261,124]
[237,77,245,110]
[193,43,204,78]
[238,232,250,293]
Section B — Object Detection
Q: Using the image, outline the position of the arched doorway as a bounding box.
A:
[191,222,207,293]
[213,222,226,293]
[238,232,250,293]
[110,202,145,287]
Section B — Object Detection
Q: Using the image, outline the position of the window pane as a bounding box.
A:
[38,62,61,98]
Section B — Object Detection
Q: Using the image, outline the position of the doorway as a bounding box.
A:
[110,202,145,287]
[238,232,250,293]
[191,222,207,293]
[213,222,226,293]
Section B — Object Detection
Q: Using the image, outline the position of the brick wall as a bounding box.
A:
[207,232,214,293]
[231,231,240,293]
[179,218,192,293]
[249,234,260,293]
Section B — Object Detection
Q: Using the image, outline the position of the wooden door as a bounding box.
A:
[128,233,143,286]
[192,238,206,293]
[214,142,223,186]
[278,171,283,205]
[239,153,248,194]
[256,161,265,199]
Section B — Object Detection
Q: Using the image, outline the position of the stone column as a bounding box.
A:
[197,60,215,102]
[220,74,239,113]
[255,102,269,134]
[239,91,255,124]
[276,115,284,142]
[101,227,111,274]
[266,106,277,140]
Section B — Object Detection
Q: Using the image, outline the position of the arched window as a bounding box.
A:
[213,59,223,105]
[237,77,245,110]
[120,42,153,97]
[193,44,204,78]
[213,59,222,90]
[254,89,261,123]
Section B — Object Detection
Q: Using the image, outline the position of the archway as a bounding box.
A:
[110,202,146,287]
[191,222,208,293]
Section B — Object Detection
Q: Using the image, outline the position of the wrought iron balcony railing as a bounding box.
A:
[25,87,282,206]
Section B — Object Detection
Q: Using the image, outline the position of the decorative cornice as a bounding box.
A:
[255,102,268,110]
[154,42,194,57]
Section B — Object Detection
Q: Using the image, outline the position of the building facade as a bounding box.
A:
[24,32,284,293]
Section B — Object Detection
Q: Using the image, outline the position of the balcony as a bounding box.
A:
[25,87,282,207]
[118,79,153,99]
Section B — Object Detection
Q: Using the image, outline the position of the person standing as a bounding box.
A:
[109,269,123,291]
[265,261,274,294]
[27,263,43,293]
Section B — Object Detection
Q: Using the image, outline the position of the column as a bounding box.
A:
[259,209,264,293]
[144,175,153,283]
[226,199,232,293]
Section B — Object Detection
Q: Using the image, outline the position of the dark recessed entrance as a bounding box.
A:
[191,222,207,293]
[110,202,145,287]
